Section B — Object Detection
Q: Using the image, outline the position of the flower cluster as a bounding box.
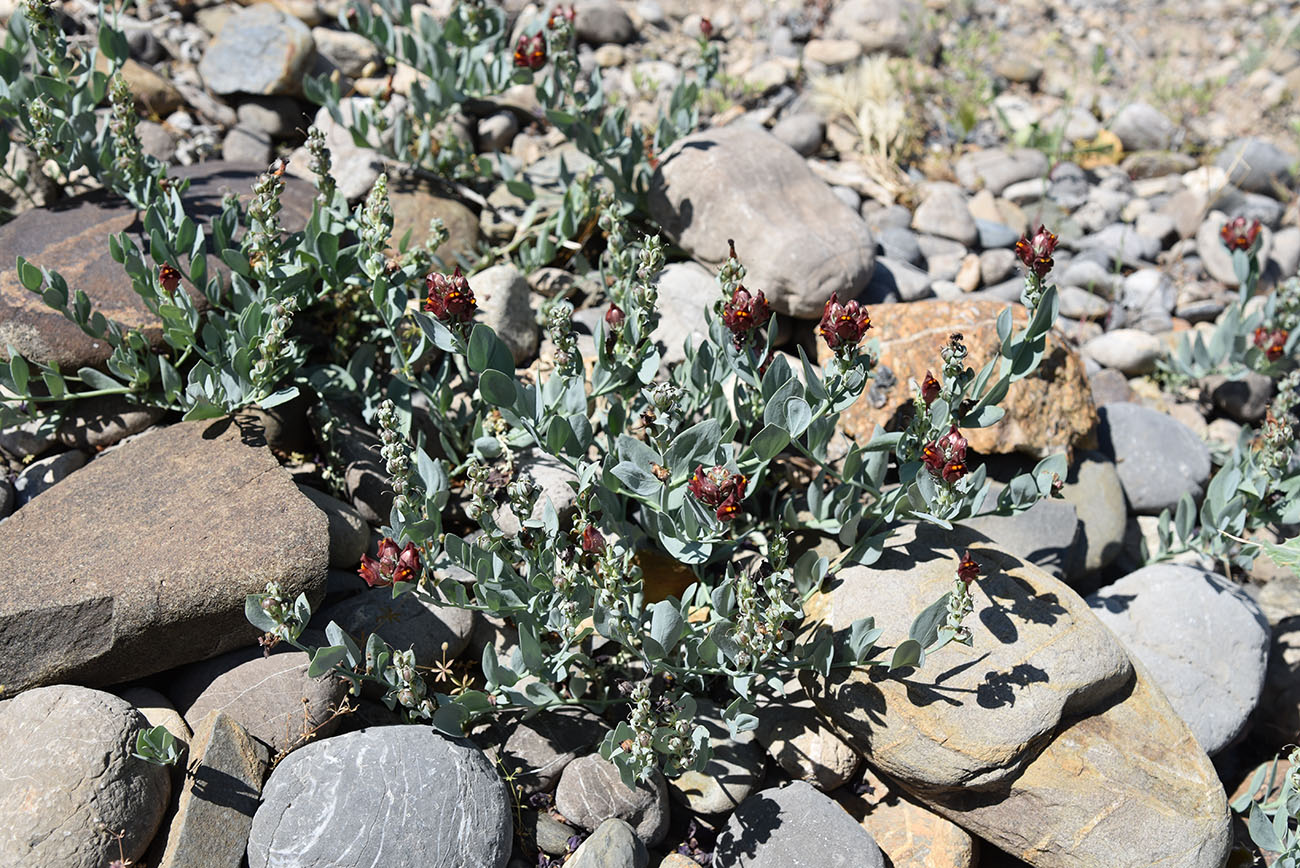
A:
[547,4,575,28]
[730,565,799,669]
[1221,216,1262,252]
[687,465,748,521]
[720,285,771,348]
[423,266,476,326]
[514,33,546,70]
[359,537,422,588]
[1254,326,1289,362]
[818,292,871,353]
[384,648,434,717]
[158,264,181,295]
[920,370,941,406]
[942,551,980,645]
[922,425,969,483]
[957,550,980,585]
[1014,225,1058,279]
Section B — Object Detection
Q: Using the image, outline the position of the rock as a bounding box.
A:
[554,754,670,846]
[979,247,1017,285]
[121,58,186,115]
[801,523,1231,868]
[651,261,717,365]
[155,712,268,868]
[0,162,314,370]
[477,111,519,152]
[492,448,580,536]
[0,685,170,868]
[649,124,875,319]
[1059,258,1122,299]
[248,727,511,867]
[311,26,380,78]
[911,182,978,247]
[826,0,930,56]
[953,253,981,292]
[501,707,610,794]
[321,587,474,664]
[1082,328,1164,375]
[170,643,348,757]
[1058,286,1110,321]
[54,395,165,449]
[574,0,636,44]
[236,96,305,138]
[1258,615,1300,749]
[822,299,1097,457]
[0,419,328,693]
[668,698,766,814]
[296,483,368,569]
[918,233,969,281]
[387,175,482,265]
[1270,225,1300,277]
[869,255,932,302]
[955,148,1050,197]
[833,767,977,868]
[876,226,923,266]
[714,781,886,868]
[288,100,394,201]
[1075,223,1161,268]
[0,416,58,459]
[753,685,859,791]
[1057,451,1127,573]
[802,523,1133,790]
[770,112,825,157]
[118,686,193,746]
[803,38,862,67]
[199,3,315,96]
[1216,136,1296,197]
[567,818,649,868]
[1109,102,1175,152]
[1095,403,1212,514]
[1117,268,1177,333]
[137,120,177,162]
[468,264,539,365]
[222,125,274,164]
[1088,565,1270,755]
[960,487,1085,581]
[13,448,87,505]
[1197,211,1272,287]
[1121,150,1197,179]
[524,809,579,855]
[1201,371,1273,423]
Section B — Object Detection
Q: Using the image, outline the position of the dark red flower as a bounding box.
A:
[1221,216,1261,252]
[1254,326,1289,362]
[1014,225,1058,279]
[581,524,606,554]
[605,303,626,330]
[818,292,871,352]
[423,266,476,324]
[159,264,181,294]
[687,465,748,522]
[721,285,771,347]
[547,4,575,28]
[359,537,422,588]
[699,16,713,37]
[514,33,546,70]
[957,550,980,585]
[922,425,969,483]
[921,370,941,406]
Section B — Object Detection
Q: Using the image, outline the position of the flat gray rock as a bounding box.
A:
[321,587,474,665]
[1087,564,1270,754]
[471,264,538,365]
[1057,451,1127,573]
[199,3,314,95]
[0,685,170,868]
[501,706,610,794]
[714,781,886,868]
[555,754,670,846]
[566,818,649,868]
[248,727,511,868]
[0,419,328,693]
[296,483,368,569]
[1216,136,1296,197]
[650,261,717,366]
[960,487,1085,582]
[1095,403,1211,514]
[649,124,875,319]
[156,712,268,868]
[955,148,1049,196]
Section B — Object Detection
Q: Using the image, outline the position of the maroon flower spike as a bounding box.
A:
[581,524,606,554]
[1221,216,1262,252]
[699,16,713,37]
[159,264,181,294]
[359,537,422,588]
[922,424,969,484]
[818,292,872,352]
[957,550,980,585]
[547,4,575,28]
[721,285,772,347]
[1254,326,1289,362]
[687,465,748,522]
[921,370,941,406]
[1014,225,1059,279]
[423,266,476,325]
[514,33,546,70]
[605,303,626,330]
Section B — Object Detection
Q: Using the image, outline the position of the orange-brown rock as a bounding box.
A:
[819,299,1097,456]
[835,766,977,868]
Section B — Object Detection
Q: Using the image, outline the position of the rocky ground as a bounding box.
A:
[1,0,1300,866]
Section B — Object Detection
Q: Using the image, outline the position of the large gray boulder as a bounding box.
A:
[1096,403,1212,514]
